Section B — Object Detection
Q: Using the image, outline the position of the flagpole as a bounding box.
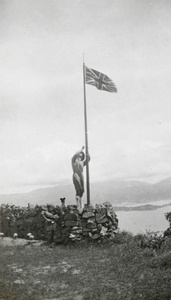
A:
[83,62,90,206]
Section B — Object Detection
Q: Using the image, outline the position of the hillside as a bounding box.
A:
[1,177,171,207]
[0,234,171,300]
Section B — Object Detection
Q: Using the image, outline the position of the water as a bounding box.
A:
[116,204,171,235]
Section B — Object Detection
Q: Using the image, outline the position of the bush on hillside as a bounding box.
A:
[112,230,133,244]
[133,232,165,251]
[150,251,171,269]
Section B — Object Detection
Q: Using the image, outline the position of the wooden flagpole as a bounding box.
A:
[83,61,90,206]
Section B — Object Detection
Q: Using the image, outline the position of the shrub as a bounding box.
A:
[161,236,171,252]
[112,230,133,244]
[150,251,171,269]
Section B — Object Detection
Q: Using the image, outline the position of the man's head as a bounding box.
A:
[77,151,85,161]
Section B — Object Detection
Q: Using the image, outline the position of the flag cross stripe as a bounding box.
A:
[96,73,107,89]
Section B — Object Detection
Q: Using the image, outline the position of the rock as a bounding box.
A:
[90,233,100,240]
[86,223,97,229]
[64,212,78,221]
[65,221,79,227]
[98,217,108,224]
[13,233,18,239]
[82,212,95,219]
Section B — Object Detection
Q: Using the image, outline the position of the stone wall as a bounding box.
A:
[0,201,119,244]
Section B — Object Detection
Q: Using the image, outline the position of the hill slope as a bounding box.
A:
[1,177,171,206]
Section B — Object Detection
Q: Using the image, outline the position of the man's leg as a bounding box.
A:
[79,197,84,209]
[76,195,84,213]
[76,195,81,207]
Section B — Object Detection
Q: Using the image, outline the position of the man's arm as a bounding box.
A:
[71,146,85,164]
[84,153,90,166]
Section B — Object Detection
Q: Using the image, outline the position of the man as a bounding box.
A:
[71,146,90,210]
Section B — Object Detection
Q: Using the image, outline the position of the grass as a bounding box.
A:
[0,232,171,300]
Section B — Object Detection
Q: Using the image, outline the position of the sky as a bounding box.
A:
[0,0,171,194]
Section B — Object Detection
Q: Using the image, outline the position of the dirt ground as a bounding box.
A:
[0,236,44,247]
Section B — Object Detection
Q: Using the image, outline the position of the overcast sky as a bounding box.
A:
[1,0,171,194]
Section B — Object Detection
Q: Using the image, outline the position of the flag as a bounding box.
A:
[85,66,117,93]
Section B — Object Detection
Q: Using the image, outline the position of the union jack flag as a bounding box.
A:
[85,66,117,93]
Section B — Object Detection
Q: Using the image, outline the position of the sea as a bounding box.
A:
[115,199,171,235]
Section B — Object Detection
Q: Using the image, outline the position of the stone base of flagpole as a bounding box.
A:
[1,201,119,245]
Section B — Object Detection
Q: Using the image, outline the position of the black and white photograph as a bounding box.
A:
[0,0,171,299]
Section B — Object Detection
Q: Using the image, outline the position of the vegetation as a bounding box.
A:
[0,232,171,300]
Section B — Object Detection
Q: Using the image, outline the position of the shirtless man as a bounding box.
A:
[71,146,90,209]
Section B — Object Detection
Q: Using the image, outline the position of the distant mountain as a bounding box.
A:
[153,177,171,197]
[1,177,171,207]
[0,183,74,207]
[113,202,171,211]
